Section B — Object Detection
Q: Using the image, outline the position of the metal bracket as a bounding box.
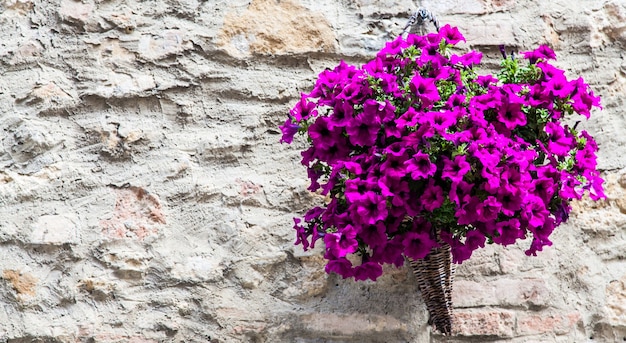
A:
[401,8,440,36]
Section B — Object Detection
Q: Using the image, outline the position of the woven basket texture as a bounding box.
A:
[408,242,455,335]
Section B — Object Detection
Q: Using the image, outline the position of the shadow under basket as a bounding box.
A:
[408,242,455,335]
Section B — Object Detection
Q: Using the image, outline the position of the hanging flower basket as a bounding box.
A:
[280,12,604,335]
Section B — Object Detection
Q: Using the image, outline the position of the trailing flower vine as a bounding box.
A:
[280,25,604,281]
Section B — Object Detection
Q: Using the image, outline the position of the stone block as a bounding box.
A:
[30,214,79,245]
[297,312,407,337]
[421,0,487,15]
[78,278,116,301]
[93,240,154,279]
[455,245,502,276]
[606,274,626,326]
[460,21,517,46]
[88,333,159,343]
[59,0,94,25]
[9,40,43,65]
[3,0,33,15]
[100,186,165,241]
[218,0,337,57]
[170,255,225,284]
[2,269,37,297]
[454,278,550,308]
[137,30,194,61]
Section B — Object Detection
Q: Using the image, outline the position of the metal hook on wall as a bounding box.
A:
[401,8,440,37]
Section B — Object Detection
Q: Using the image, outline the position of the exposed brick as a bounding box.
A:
[516,311,581,336]
[452,310,515,337]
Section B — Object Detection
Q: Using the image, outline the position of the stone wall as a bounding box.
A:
[0,0,625,342]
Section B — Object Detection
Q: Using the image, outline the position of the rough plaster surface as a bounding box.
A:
[0,0,625,342]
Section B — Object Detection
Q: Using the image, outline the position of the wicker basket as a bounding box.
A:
[408,242,455,335]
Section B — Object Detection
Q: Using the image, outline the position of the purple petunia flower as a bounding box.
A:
[293,218,309,251]
[583,169,606,201]
[449,180,472,206]
[329,100,355,128]
[345,178,375,203]
[377,35,411,57]
[422,109,458,133]
[386,178,410,206]
[315,136,351,164]
[455,196,481,225]
[324,225,359,258]
[545,74,575,99]
[531,177,556,203]
[325,257,354,278]
[289,93,318,121]
[402,231,439,260]
[420,180,445,211]
[492,219,525,245]
[308,116,341,150]
[359,223,388,248]
[346,101,382,147]
[522,44,556,64]
[440,24,466,44]
[476,196,502,223]
[450,51,482,67]
[338,79,372,105]
[476,75,498,88]
[410,75,440,108]
[442,155,471,183]
[497,101,526,130]
[497,191,523,216]
[380,152,408,179]
[353,262,384,281]
[372,236,405,267]
[444,229,485,264]
[545,122,575,156]
[354,192,388,225]
[279,119,299,144]
[396,107,420,128]
[521,195,549,228]
[405,152,436,180]
[306,167,323,191]
[570,77,602,118]
[537,62,565,82]
[446,94,467,109]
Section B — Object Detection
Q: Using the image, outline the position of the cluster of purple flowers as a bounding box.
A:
[280,25,604,281]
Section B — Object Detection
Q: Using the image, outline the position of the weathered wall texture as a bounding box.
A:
[0,0,625,342]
